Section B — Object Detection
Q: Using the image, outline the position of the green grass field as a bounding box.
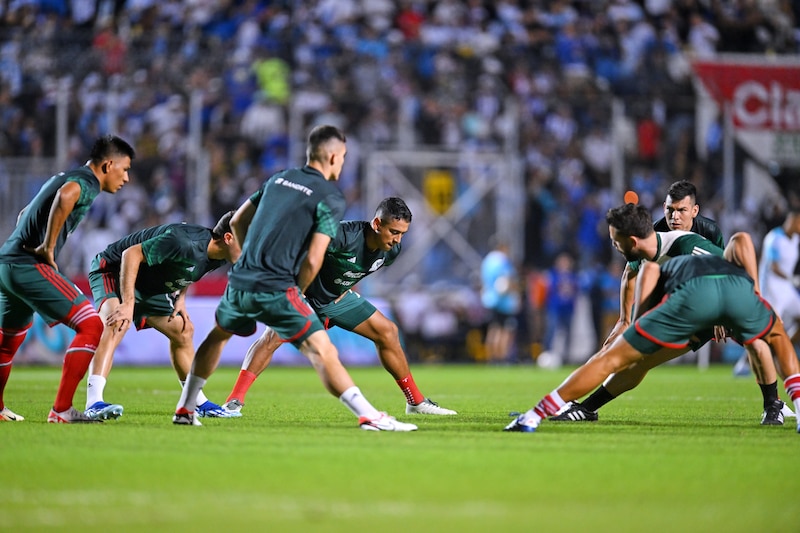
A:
[2,364,799,532]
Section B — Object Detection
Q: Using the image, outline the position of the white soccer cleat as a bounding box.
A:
[359,412,418,432]
[781,402,796,419]
[222,398,244,414]
[405,398,457,415]
[0,406,24,421]
[47,406,103,424]
[173,408,202,426]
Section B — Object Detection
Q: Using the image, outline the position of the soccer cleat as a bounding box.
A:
[781,402,796,419]
[173,408,202,426]
[761,400,785,426]
[196,400,242,418]
[503,414,538,433]
[405,398,457,415]
[222,398,244,414]
[548,402,599,422]
[47,406,103,424]
[84,401,124,420]
[0,406,24,421]
[359,412,418,432]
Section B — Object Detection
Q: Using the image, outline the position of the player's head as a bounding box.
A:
[210,210,241,262]
[371,197,412,251]
[663,180,699,231]
[606,203,654,261]
[784,209,800,235]
[306,125,347,181]
[212,210,234,240]
[89,135,135,194]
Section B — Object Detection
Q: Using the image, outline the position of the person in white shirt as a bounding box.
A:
[759,209,800,338]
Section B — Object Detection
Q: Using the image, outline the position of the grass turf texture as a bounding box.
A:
[2,365,798,532]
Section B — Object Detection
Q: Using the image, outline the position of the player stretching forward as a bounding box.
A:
[84,212,242,420]
[554,192,793,424]
[221,197,456,416]
[0,135,134,423]
[505,253,800,434]
[174,125,417,430]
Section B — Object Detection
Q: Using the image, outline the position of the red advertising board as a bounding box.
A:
[693,59,800,131]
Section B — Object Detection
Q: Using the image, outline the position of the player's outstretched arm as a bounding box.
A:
[601,263,637,349]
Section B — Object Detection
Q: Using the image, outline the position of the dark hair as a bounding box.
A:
[306,125,346,163]
[212,210,234,239]
[89,135,135,163]
[666,180,697,203]
[606,203,654,238]
[375,197,412,223]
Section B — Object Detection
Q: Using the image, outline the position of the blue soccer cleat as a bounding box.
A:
[84,401,124,420]
[503,414,538,433]
[196,400,242,418]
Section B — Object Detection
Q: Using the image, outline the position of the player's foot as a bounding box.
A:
[761,400,785,426]
[549,401,598,422]
[781,402,796,419]
[196,400,242,418]
[359,412,418,432]
[503,414,538,433]
[84,401,124,420]
[173,408,201,426]
[47,406,103,424]
[222,398,244,414]
[0,406,24,421]
[405,398,457,415]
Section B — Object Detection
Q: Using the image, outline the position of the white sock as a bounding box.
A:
[339,386,380,419]
[179,380,209,406]
[86,375,106,408]
[177,375,206,413]
[522,390,566,426]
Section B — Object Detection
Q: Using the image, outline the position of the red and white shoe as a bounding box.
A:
[47,406,102,423]
[359,412,417,432]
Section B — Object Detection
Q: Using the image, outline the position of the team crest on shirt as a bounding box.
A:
[369,259,384,272]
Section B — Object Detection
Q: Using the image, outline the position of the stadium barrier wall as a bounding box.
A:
[16,296,386,368]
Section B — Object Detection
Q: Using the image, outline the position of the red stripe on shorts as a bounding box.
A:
[36,264,79,300]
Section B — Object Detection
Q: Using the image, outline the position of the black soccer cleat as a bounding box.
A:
[549,402,599,422]
[760,399,785,426]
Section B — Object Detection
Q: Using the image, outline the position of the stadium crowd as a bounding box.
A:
[1,0,799,363]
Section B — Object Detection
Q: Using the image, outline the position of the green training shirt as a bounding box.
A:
[229,166,346,293]
[94,223,226,295]
[0,166,100,264]
[628,230,723,273]
[306,220,401,308]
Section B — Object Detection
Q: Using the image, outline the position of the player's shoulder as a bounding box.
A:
[64,166,99,187]
[652,217,669,232]
[659,230,720,256]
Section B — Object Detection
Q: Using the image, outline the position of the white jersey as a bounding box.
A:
[759,226,800,324]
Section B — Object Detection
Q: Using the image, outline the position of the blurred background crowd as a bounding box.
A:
[1,0,799,365]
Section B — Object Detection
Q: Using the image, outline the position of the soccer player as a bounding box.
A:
[83,212,242,420]
[174,125,417,430]
[221,197,456,416]
[554,197,793,424]
[0,134,134,423]
[505,253,800,434]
